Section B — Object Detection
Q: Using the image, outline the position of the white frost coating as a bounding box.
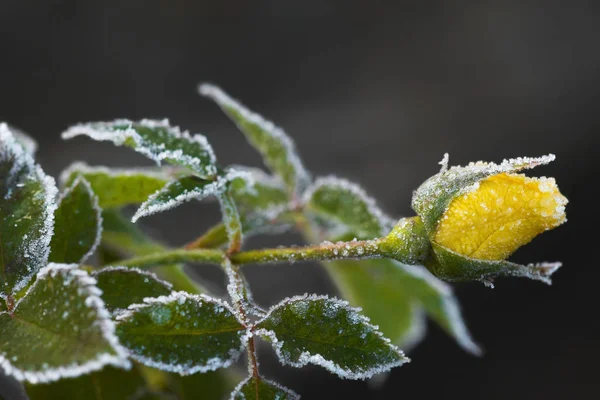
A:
[59,161,172,187]
[0,123,58,297]
[199,83,311,194]
[61,119,217,177]
[256,294,409,380]
[302,176,396,235]
[230,165,287,191]
[0,263,131,384]
[438,153,449,173]
[392,262,482,355]
[223,259,265,320]
[116,291,248,375]
[7,124,38,155]
[59,175,103,264]
[132,168,251,223]
[230,375,300,400]
[92,266,173,291]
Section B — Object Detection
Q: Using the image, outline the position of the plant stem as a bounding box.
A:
[229,237,387,265]
[109,249,225,268]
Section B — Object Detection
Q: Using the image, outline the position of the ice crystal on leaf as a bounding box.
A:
[115,291,247,375]
[255,294,409,380]
[61,119,218,179]
[0,263,130,384]
[0,123,58,297]
[230,376,300,400]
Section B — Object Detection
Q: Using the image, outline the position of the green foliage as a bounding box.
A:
[256,295,408,379]
[0,85,564,399]
[231,376,299,400]
[61,163,173,209]
[0,124,57,297]
[49,177,102,264]
[115,292,246,374]
[0,263,128,383]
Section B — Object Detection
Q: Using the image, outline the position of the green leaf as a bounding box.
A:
[167,369,241,400]
[61,119,218,179]
[60,162,173,209]
[49,177,102,264]
[218,190,242,252]
[304,176,394,238]
[101,210,209,295]
[26,365,160,400]
[255,295,408,380]
[229,168,289,213]
[93,267,173,313]
[0,263,129,383]
[199,84,310,195]
[231,376,299,400]
[116,292,246,374]
[412,154,556,235]
[132,169,249,223]
[0,124,58,297]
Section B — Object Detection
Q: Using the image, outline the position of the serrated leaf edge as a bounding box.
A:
[0,263,131,384]
[0,123,58,298]
[254,294,409,380]
[230,375,300,400]
[59,161,173,188]
[116,291,248,375]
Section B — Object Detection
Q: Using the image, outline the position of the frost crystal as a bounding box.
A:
[0,123,58,297]
[61,119,218,178]
[230,375,300,400]
[132,168,251,222]
[199,83,311,194]
[0,263,130,383]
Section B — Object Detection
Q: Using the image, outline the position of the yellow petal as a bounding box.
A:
[433,173,567,260]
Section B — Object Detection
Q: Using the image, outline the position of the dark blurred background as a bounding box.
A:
[1,1,599,399]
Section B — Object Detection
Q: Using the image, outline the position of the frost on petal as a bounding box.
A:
[230,376,300,400]
[93,266,172,313]
[199,84,310,195]
[132,169,250,223]
[255,294,409,380]
[60,162,174,209]
[0,263,130,384]
[115,292,247,375]
[412,154,557,234]
[0,123,58,297]
[49,176,103,265]
[303,176,395,238]
[61,119,218,178]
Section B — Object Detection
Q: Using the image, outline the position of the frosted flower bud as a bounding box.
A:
[409,154,568,284]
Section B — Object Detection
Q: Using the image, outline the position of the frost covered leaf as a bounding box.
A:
[229,167,289,213]
[199,84,310,195]
[0,263,129,383]
[132,169,247,223]
[93,267,172,313]
[26,365,156,400]
[255,295,408,379]
[412,154,557,234]
[304,176,394,238]
[116,292,246,374]
[101,210,209,295]
[230,376,299,400]
[0,123,57,297]
[218,191,243,252]
[49,177,102,264]
[60,162,174,209]
[62,119,218,179]
[8,124,38,155]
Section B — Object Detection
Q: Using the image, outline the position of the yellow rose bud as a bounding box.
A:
[433,173,567,260]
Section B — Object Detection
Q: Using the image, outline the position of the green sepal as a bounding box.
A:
[255,295,408,380]
[49,176,102,264]
[0,124,57,297]
[25,365,163,400]
[62,119,218,178]
[115,292,246,374]
[412,154,557,235]
[199,84,310,195]
[0,263,129,383]
[93,267,173,313]
[60,162,174,209]
[428,242,561,286]
[230,376,299,400]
